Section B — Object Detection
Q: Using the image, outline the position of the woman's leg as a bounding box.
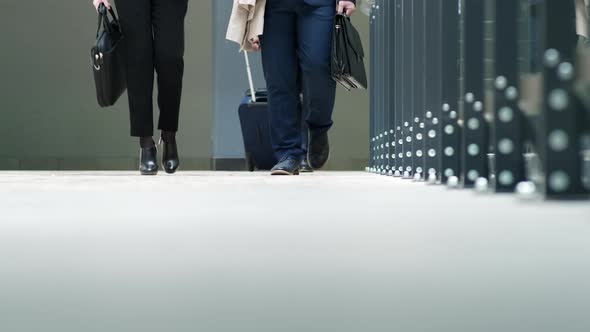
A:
[115,0,155,137]
[152,0,189,133]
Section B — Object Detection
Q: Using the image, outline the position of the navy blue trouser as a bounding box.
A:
[262,0,337,160]
[296,72,310,156]
[299,102,310,156]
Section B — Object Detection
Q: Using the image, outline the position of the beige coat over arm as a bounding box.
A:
[226,0,267,51]
[576,0,589,38]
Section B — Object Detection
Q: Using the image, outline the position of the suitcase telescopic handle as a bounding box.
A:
[244,51,257,103]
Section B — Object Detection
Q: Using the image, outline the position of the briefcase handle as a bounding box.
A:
[334,0,350,16]
[96,4,121,38]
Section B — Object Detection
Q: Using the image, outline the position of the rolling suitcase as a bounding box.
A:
[238,52,277,171]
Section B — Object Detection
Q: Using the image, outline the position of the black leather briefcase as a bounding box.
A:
[91,4,127,107]
[331,13,368,91]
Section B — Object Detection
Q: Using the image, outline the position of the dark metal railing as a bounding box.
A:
[367,0,590,200]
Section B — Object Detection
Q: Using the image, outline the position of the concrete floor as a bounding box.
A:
[0,171,589,332]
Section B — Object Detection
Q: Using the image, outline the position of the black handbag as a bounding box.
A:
[331,13,368,91]
[91,4,127,107]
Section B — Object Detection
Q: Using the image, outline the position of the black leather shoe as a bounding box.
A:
[300,158,314,173]
[139,146,159,175]
[271,156,301,175]
[308,131,330,170]
[160,138,180,174]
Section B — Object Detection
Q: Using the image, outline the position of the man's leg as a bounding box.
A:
[297,69,313,172]
[115,0,155,137]
[261,1,303,162]
[300,103,310,155]
[296,70,309,156]
[152,0,189,133]
[298,3,337,168]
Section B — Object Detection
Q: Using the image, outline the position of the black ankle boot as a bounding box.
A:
[139,144,159,175]
[161,131,180,174]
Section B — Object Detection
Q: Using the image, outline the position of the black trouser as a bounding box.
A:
[115,0,188,137]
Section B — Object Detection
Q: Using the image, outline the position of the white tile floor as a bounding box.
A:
[0,171,589,332]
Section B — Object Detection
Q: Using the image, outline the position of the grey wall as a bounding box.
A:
[0,0,213,170]
[0,1,368,171]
